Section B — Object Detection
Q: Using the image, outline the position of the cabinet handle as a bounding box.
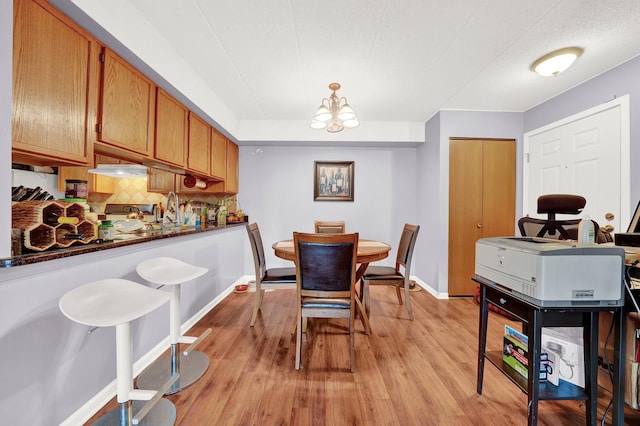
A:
[499,298,507,305]
[477,223,482,228]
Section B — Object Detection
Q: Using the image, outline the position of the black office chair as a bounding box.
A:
[517,194,611,243]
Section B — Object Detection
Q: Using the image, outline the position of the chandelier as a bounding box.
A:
[310,83,359,132]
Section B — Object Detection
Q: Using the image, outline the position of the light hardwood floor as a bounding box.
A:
[87,286,640,425]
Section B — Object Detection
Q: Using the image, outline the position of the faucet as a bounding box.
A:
[165,191,180,226]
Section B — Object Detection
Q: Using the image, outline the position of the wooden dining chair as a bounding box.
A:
[246,223,297,327]
[314,220,346,234]
[361,223,420,320]
[294,232,359,372]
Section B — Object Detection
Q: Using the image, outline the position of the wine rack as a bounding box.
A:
[11,201,96,251]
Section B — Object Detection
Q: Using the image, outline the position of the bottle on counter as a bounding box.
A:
[578,214,596,244]
[98,220,115,242]
[157,202,164,222]
[217,205,227,226]
[201,207,208,228]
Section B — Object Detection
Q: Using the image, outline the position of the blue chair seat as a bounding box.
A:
[302,297,351,309]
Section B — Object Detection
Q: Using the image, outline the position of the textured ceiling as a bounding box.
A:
[61,0,640,143]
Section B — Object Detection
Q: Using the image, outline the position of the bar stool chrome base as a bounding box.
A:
[136,257,211,395]
[136,349,209,395]
[92,399,176,426]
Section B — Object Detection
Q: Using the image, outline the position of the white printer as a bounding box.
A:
[475,237,625,307]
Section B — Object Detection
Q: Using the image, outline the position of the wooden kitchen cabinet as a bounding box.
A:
[177,135,238,195]
[57,155,118,194]
[226,140,239,194]
[97,47,155,158]
[448,138,515,296]
[187,112,211,176]
[12,0,97,166]
[210,129,227,180]
[155,88,188,168]
[147,167,176,193]
[210,139,239,195]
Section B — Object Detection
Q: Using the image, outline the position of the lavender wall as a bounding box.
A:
[420,55,640,296]
[417,111,524,296]
[525,55,640,211]
[415,112,442,295]
[237,145,418,277]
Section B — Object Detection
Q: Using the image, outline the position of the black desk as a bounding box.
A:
[475,275,625,426]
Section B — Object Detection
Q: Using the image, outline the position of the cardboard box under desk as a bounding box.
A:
[598,312,640,409]
[541,327,585,388]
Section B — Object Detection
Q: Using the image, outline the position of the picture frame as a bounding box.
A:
[314,161,354,201]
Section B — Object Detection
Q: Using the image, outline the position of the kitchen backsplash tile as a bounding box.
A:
[87,177,221,214]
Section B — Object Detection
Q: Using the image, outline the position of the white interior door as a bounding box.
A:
[524,95,630,234]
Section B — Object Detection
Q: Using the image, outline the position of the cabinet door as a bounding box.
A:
[98,48,155,156]
[448,140,484,297]
[187,112,211,175]
[482,140,516,237]
[448,139,515,296]
[58,156,116,194]
[12,0,96,166]
[210,139,239,194]
[155,89,188,168]
[147,167,176,193]
[225,140,239,194]
[210,129,227,180]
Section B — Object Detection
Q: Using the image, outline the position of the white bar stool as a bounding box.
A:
[135,257,211,395]
[59,279,176,426]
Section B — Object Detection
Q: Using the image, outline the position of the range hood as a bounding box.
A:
[88,164,148,178]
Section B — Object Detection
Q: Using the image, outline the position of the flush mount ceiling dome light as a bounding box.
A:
[310,82,359,132]
[531,47,584,77]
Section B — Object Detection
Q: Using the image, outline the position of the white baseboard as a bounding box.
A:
[411,276,448,299]
[59,277,246,426]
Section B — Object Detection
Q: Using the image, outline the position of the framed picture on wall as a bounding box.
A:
[314,161,354,201]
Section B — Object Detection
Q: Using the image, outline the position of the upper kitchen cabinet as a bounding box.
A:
[97,47,155,160]
[210,139,239,195]
[155,88,188,168]
[187,112,211,176]
[226,140,239,194]
[57,155,118,194]
[12,0,98,166]
[210,129,227,180]
[147,167,176,194]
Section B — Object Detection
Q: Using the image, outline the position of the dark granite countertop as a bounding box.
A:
[1,222,246,268]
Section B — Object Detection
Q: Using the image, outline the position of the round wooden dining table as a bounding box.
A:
[272,239,390,265]
[272,239,391,335]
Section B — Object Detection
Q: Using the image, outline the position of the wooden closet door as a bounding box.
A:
[449,140,484,296]
[482,140,516,238]
[448,138,516,296]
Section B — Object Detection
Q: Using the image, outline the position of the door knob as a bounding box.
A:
[605,212,615,221]
[477,224,482,228]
